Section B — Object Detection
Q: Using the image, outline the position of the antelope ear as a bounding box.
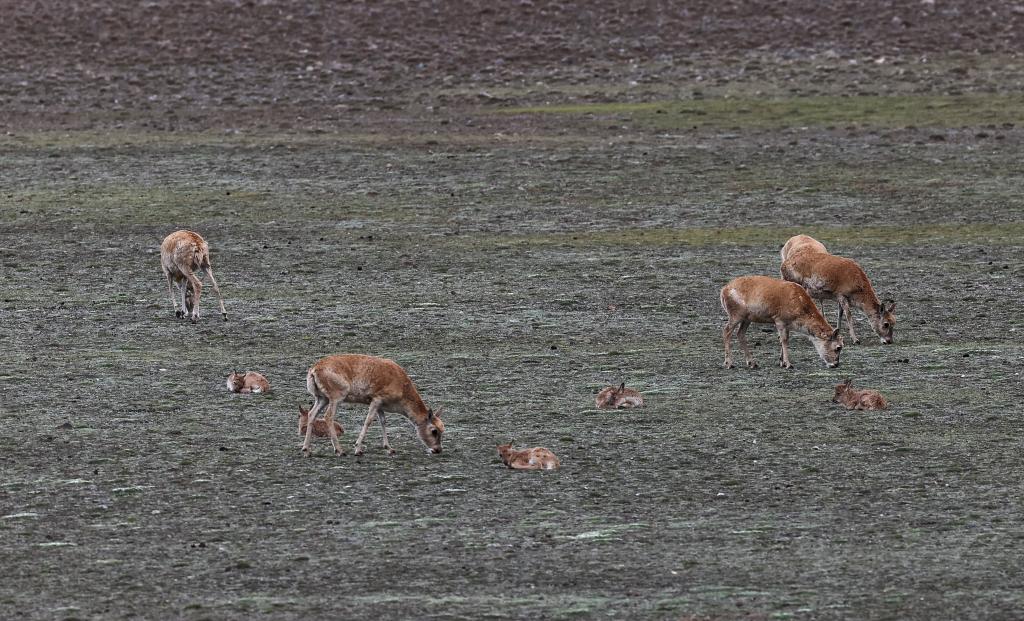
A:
[844,378,853,386]
[831,328,841,339]
[618,382,626,392]
[298,404,308,416]
[432,406,444,419]
[887,301,896,312]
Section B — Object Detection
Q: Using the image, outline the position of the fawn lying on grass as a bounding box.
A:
[496,443,560,470]
[595,383,645,409]
[832,379,889,410]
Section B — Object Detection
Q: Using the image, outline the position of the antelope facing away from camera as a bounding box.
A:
[302,354,444,457]
[226,371,271,394]
[832,379,888,411]
[595,383,645,409]
[496,443,561,470]
[721,275,844,369]
[779,234,896,344]
[160,230,227,323]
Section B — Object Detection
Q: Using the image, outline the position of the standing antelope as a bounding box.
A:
[779,234,896,344]
[301,354,444,457]
[160,230,227,323]
[721,275,844,369]
[595,383,645,409]
[832,379,889,410]
[496,443,561,470]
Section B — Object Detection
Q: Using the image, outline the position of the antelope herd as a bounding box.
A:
[162,229,896,468]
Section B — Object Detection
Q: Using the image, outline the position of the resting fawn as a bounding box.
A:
[595,383,645,409]
[496,443,560,470]
[832,379,888,410]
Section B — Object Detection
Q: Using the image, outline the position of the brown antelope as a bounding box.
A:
[595,383,645,409]
[160,230,227,323]
[832,379,889,410]
[298,405,344,438]
[226,371,271,394]
[496,443,561,470]
[302,354,444,457]
[779,234,896,344]
[721,275,844,369]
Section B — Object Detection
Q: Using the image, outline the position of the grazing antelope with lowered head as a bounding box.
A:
[496,443,561,470]
[226,371,271,394]
[595,383,645,409]
[779,234,896,344]
[302,354,444,457]
[298,405,344,438]
[832,379,888,410]
[160,230,227,323]
[721,275,844,369]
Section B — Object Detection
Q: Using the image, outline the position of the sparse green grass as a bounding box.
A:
[505,94,1024,129]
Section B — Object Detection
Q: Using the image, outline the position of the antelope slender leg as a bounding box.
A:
[354,398,383,456]
[165,271,181,318]
[204,264,228,321]
[378,412,395,455]
[722,320,738,368]
[737,319,757,368]
[325,403,345,456]
[840,296,859,343]
[777,323,792,368]
[301,397,328,456]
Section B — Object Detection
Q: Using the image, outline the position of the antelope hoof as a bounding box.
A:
[335,448,345,457]
[852,338,861,345]
[723,361,735,369]
[354,447,364,457]
[747,360,759,369]
[302,447,312,457]
[387,447,397,456]
[175,310,184,319]
[780,361,793,369]
[222,313,228,322]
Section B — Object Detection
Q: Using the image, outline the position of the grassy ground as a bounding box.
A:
[1,90,1023,619]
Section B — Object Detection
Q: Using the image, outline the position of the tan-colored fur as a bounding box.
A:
[302,354,444,457]
[298,406,344,437]
[595,383,645,409]
[496,443,560,470]
[779,234,896,344]
[226,371,271,394]
[832,379,889,410]
[721,275,844,369]
[160,230,227,323]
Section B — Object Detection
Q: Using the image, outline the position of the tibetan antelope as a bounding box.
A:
[496,443,561,470]
[779,234,896,344]
[226,371,271,394]
[160,230,227,323]
[721,275,844,369]
[832,379,889,410]
[298,405,344,438]
[595,383,645,409]
[302,354,444,457]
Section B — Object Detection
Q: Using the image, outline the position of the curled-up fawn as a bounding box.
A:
[298,405,344,438]
[595,383,645,409]
[496,443,561,470]
[226,371,271,394]
[832,379,889,410]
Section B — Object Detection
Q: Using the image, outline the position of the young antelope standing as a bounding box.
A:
[721,275,844,369]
